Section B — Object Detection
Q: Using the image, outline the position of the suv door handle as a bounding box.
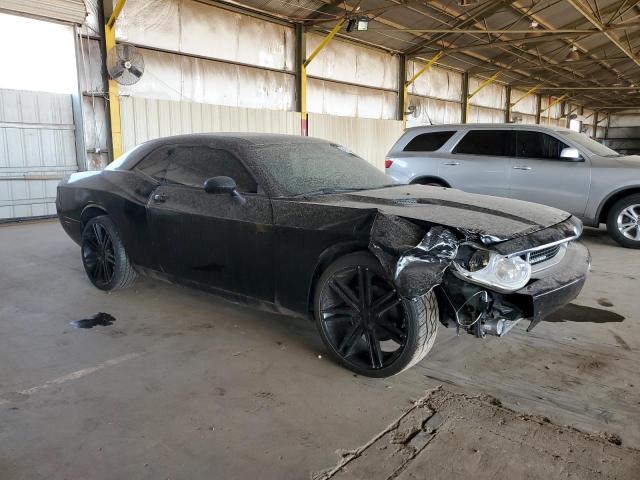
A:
[153,193,167,203]
[513,165,532,171]
[444,161,460,166]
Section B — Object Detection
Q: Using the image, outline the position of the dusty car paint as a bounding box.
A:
[57,133,589,335]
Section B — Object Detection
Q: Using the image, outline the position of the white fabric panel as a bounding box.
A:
[0,89,77,219]
[610,114,640,127]
[116,0,294,72]
[511,113,537,125]
[405,95,461,126]
[468,77,506,110]
[307,78,397,120]
[308,113,403,170]
[306,33,397,90]
[511,88,537,115]
[407,62,462,102]
[119,97,301,152]
[541,96,563,119]
[467,106,505,123]
[0,0,86,24]
[119,48,295,111]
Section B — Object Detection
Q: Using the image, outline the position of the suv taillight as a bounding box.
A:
[385,159,393,169]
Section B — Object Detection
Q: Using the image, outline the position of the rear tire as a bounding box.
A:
[606,194,640,249]
[81,216,137,290]
[313,252,438,377]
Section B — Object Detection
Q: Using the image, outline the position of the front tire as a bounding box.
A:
[81,216,137,290]
[606,194,640,249]
[313,252,438,377]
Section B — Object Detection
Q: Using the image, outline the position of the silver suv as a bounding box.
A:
[386,124,640,248]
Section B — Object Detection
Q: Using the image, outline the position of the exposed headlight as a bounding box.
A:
[454,250,531,292]
[467,250,490,272]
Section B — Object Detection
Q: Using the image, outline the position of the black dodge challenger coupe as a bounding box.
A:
[57,134,590,377]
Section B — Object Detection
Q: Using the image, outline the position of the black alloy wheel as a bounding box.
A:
[81,216,137,291]
[314,252,437,377]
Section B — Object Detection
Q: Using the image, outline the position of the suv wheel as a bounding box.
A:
[606,194,640,249]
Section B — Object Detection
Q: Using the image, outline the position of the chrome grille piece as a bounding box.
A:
[527,244,562,265]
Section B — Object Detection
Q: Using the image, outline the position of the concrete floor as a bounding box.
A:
[1,219,639,479]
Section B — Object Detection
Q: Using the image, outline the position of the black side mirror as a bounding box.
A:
[203,176,246,204]
[204,176,236,194]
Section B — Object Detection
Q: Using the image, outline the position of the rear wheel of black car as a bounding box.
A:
[314,252,438,377]
[81,216,137,291]
[606,194,640,249]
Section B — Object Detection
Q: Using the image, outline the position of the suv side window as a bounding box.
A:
[453,130,515,156]
[515,131,569,159]
[404,131,456,152]
[163,146,258,193]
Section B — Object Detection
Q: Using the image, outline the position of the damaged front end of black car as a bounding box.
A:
[368,212,589,339]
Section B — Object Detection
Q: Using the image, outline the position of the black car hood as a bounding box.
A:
[307,185,572,242]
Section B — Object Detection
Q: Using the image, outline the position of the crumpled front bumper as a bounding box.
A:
[509,241,591,330]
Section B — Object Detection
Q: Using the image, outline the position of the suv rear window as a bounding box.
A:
[403,131,455,152]
[453,130,515,156]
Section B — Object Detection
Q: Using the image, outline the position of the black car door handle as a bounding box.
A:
[153,193,167,203]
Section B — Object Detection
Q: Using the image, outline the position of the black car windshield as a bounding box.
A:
[250,143,398,196]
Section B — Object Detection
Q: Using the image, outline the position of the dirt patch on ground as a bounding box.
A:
[314,387,640,480]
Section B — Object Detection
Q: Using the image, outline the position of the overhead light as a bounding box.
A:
[357,17,369,31]
[346,18,356,32]
[566,46,580,61]
[530,20,538,28]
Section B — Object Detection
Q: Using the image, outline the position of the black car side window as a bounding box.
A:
[453,130,515,156]
[134,146,172,181]
[163,146,258,193]
[403,131,456,152]
[515,131,569,159]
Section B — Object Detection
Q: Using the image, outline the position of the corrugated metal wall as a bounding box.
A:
[119,96,400,169]
[0,89,78,219]
[120,97,301,152]
[308,113,403,170]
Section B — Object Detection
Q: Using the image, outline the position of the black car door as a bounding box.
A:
[142,144,274,302]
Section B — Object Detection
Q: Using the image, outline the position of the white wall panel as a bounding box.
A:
[307,78,397,120]
[407,62,462,102]
[405,95,461,126]
[119,48,295,110]
[120,96,301,151]
[511,88,537,115]
[0,89,77,219]
[512,113,537,125]
[116,0,294,72]
[469,78,506,110]
[308,113,403,170]
[306,33,397,90]
[467,105,504,123]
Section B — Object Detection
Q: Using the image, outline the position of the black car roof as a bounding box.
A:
[111,133,330,170]
[142,133,328,147]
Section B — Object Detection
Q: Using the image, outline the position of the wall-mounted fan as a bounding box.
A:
[107,44,145,85]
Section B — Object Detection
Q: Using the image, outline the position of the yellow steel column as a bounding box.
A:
[508,83,542,123]
[300,20,344,135]
[465,72,500,122]
[105,0,127,160]
[402,51,444,129]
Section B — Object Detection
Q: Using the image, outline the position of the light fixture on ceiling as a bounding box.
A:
[357,17,369,31]
[566,45,580,61]
[530,20,539,28]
